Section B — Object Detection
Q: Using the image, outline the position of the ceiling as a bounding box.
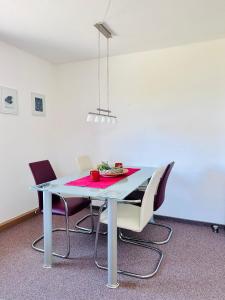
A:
[0,0,225,64]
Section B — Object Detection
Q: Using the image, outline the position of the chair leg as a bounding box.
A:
[119,221,173,245]
[75,202,96,234]
[75,202,107,235]
[94,221,163,279]
[149,222,173,245]
[32,213,71,259]
[32,194,96,258]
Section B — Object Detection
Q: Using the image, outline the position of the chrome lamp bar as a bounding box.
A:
[86,112,117,124]
[94,23,112,39]
[97,108,111,113]
[86,22,117,124]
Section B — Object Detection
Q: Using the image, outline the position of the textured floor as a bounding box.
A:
[0,209,225,300]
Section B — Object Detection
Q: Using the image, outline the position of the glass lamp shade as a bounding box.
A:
[94,115,99,123]
[112,118,116,124]
[86,113,93,122]
[87,113,117,124]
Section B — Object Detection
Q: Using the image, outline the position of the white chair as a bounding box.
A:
[75,155,104,233]
[76,155,93,174]
[122,162,174,245]
[94,166,166,278]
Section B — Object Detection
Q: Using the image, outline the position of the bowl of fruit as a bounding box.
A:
[97,161,128,177]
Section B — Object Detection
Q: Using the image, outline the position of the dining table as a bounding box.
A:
[31,166,155,288]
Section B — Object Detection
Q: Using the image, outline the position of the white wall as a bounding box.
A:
[1,38,225,225]
[55,38,225,224]
[52,61,101,176]
[0,41,55,223]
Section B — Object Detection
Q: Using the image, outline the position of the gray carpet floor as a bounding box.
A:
[0,209,224,300]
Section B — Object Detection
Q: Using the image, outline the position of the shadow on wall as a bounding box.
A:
[158,166,225,224]
[94,100,225,223]
[96,130,225,224]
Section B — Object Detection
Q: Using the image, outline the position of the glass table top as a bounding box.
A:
[31,166,155,201]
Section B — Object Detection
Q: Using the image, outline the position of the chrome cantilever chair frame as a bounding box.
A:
[75,204,107,235]
[75,155,107,234]
[119,217,173,246]
[94,201,163,279]
[123,162,174,245]
[150,216,173,244]
[75,207,99,233]
[32,193,95,259]
[118,212,173,245]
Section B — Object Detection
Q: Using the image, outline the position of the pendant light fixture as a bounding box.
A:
[86,22,117,124]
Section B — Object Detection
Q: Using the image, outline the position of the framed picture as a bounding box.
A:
[31,93,46,116]
[0,86,18,115]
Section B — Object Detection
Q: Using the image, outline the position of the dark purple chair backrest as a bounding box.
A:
[29,160,58,211]
[154,161,175,211]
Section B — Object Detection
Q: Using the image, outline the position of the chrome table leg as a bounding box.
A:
[43,190,52,268]
[107,199,119,288]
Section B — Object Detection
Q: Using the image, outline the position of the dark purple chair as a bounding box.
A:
[29,160,92,258]
[154,162,175,211]
[123,162,175,245]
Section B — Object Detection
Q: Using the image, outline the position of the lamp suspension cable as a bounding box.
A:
[86,0,117,124]
[98,30,101,113]
[103,0,112,22]
[106,37,110,114]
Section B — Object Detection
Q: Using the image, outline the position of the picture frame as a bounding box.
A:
[0,86,18,115]
[31,93,46,116]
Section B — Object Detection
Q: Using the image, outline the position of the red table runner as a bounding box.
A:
[65,168,140,189]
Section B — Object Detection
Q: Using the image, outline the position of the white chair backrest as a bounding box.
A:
[140,166,167,230]
[77,155,93,173]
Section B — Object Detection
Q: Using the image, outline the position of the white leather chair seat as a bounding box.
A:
[100,203,142,232]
